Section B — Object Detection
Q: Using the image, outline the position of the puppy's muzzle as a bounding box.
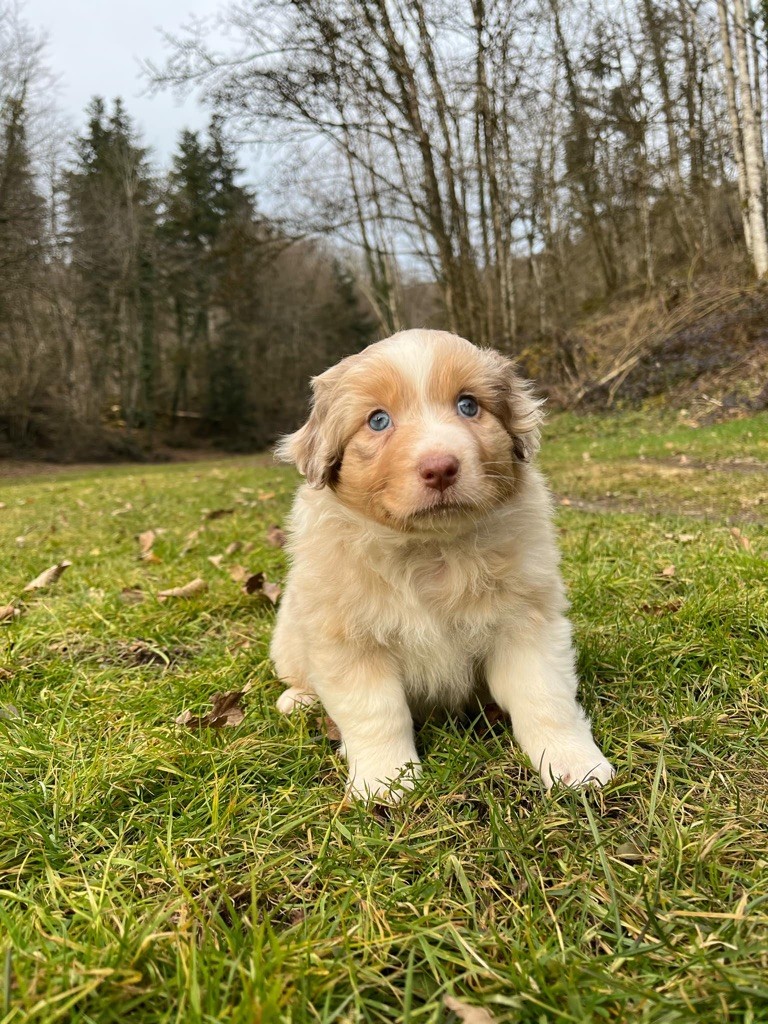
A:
[418,454,460,493]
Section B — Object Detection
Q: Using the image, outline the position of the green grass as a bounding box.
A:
[1,411,767,1023]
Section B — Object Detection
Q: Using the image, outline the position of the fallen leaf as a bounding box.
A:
[119,587,145,605]
[208,554,224,568]
[257,491,275,501]
[242,572,281,603]
[444,996,496,1023]
[639,599,683,616]
[266,524,286,548]
[559,496,572,506]
[730,527,753,552]
[203,507,234,521]
[23,560,72,592]
[181,526,204,553]
[225,541,242,555]
[317,716,342,742]
[176,690,245,729]
[615,841,645,862]
[0,502,5,509]
[660,565,676,577]
[0,604,20,622]
[158,577,208,601]
[677,533,695,544]
[137,529,161,562]
[229,564,249,582]
[15,536,26,546]
[111,502,133,516]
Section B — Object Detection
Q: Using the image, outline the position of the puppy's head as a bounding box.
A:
[276,330,543,531]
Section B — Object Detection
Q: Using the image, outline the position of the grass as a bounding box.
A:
[1,410,767,1024]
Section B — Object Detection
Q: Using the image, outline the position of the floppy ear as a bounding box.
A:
[274,360,350,487]
[486,351,545,462]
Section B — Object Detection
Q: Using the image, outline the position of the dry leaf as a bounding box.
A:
[111,502,133,516]
[181,527,204,553]
[203,507,234,521]
[677,533,695,544]
[615,841,645,862]
[158,577,208,601]
[15,536,26,546]
[640,599,683,616]
[137,529,161,562]
[257,490,275,501]
[0,502,5,510]
[229,564,249,582]
[266,524,286,548]
[559,496,572,506]
[225,541,242,555]
[660,565,676,577]
[176,690,245,729]
[208,554,224,568]
[23,560,72,592]
[317,716,342,742]
[119,587,145,605]
[242,572,281,603]
[444,996,496,1023]
[0,604,20,622]
[730,527,753,552]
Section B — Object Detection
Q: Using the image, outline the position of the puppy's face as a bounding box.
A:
[277,330,543,531]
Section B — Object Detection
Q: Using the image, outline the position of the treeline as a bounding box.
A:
[153,0,768,347]
[4,0,768,457]
[0,7,372,458]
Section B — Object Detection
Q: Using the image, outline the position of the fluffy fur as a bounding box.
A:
[270,329,614,801]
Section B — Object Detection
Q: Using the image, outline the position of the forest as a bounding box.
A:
[2,0,768,458]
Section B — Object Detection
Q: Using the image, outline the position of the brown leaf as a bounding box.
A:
[225,541,242,555]
[677,533,696,544]
[203,507,234,521]
[266,524,286,548]
[157,577,208,601]
[639,599,683,617]
[0,604,20,622]
[317,716,342,742]
[660,564,676,577]
[137,529,161,562]
[730,527,753,552]
[208,554,224,568]
[111,502,133,516]
[229,564,249,582]
[257,490,275,501]
[181,527,204,553]
[176,690,245,729]
[23,560,72,592]
[119,587,145,605]
[615,841,645,863]
[444,996,496,1023]
[242,572,281,603]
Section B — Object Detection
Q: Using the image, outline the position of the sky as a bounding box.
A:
[24,0,234,173]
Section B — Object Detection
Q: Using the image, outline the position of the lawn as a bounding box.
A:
[1,411,767,1024]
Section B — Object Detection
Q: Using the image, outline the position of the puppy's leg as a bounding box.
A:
[312,647,420,802]
[276,686,318,715]
[486,617,614,789]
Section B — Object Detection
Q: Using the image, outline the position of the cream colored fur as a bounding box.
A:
[270,330,614,801]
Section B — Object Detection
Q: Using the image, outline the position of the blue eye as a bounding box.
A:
[457,395,479,418]
[368,410,391,431]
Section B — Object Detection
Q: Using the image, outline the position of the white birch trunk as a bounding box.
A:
[733,0,768,275]
[717,0,754,258]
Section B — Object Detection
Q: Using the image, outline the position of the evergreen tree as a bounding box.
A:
[65,97,158,427]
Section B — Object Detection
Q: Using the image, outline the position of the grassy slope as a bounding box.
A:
[1,412,767,1024]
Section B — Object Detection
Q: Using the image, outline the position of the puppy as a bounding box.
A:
[270,329,614,801]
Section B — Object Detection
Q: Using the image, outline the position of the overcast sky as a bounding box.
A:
[24,0,234,172]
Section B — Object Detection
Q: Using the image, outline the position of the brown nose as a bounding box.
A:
[418,455,460,492]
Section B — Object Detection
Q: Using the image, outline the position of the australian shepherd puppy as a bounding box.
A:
[270,329,614,801]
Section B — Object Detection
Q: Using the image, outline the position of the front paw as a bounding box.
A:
[345,757,422,804]
[536,740,615,790]
[276,686,318,714]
